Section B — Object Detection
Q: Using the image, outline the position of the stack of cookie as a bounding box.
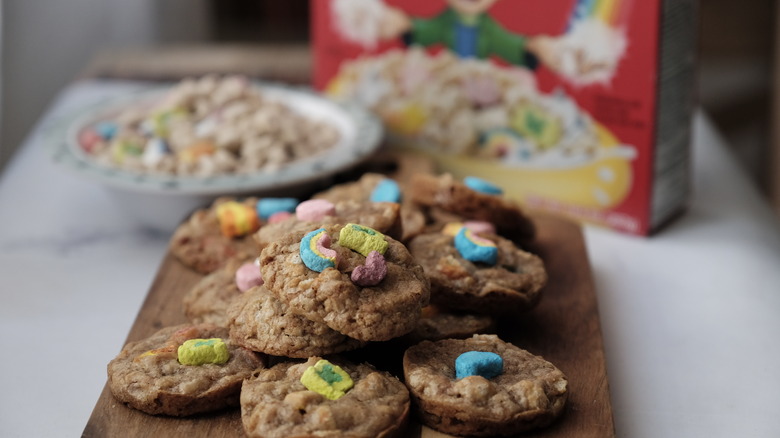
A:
[107,168,569,437]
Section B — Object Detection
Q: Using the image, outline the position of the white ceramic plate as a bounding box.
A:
[46,82,383,231]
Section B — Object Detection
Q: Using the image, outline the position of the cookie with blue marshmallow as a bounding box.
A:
[407,173,536,244]
[253,199,402,250]
[403,334,568,437]
[312,172,427,242]
[407,230,546,315]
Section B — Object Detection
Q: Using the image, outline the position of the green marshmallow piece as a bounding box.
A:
[177,338,230,366]
[300,359,354,401]
[338,224,388,257]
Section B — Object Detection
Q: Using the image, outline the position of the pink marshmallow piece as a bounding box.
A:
[464,220,496,236]
[296,199,336,222]
[79,129,102,153]
[235,262,264,292]
[350,250,387,287]
[268,211,293,224]
[315,232,339,264]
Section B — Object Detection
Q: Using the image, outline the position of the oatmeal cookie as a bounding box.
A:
[408,173,536,243]
[260,224,430,341]
[403,334,568,436]
[107,323,264,416]
[404,305,495,344]
[170,197,260,274]
[407,231,546,314]
[312,173,426,242]
[227,286,366,358]
[182,257,248,326]
[254,199,402,249]
[241,357,410,438]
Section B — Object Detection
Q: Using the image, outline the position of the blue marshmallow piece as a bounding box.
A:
[464,176,503,195]
[454,228,498,265]
[370,179,402,203]
[455,351,504,380]
[95,121,119,141]
[257,198,299,220]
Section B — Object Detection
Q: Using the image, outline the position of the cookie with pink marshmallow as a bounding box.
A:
[253,198,402,250]
[259,223,430,342]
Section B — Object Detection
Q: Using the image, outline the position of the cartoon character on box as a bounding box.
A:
[377,0,563,73]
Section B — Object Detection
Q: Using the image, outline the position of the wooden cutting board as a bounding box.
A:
[82,213,615,438]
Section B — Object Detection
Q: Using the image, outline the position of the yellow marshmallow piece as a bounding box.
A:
[338,223,388,257]
[300,359,354,401]
[177,338,229,366]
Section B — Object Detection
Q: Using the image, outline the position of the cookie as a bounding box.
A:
[182,257,250,326]
[170,197,261,274]
[241,357,410,438]
[312,172,387,203]
[313,173,426,242]
[403,334,568,436]
[260,224,430,341]
[227,285,366,358]
[407,173,536,243]
[404,305,496,344]
[107,323,264,416]
[407,231,546,314]
[254,199,402,249]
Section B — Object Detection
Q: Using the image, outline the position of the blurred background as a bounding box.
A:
[0,0,777,210]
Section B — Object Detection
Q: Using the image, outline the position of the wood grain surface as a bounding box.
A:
[82,214,614,438]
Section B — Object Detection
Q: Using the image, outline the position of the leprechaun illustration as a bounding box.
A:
[379,0,562,72]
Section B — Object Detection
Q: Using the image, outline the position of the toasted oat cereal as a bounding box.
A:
[78,75,340,176]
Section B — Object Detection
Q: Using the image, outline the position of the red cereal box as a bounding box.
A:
[312,0,698,235]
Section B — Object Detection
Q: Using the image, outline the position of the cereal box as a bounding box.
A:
[312,0,697,235]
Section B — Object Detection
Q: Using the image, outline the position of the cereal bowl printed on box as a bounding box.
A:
[46,79,383,230]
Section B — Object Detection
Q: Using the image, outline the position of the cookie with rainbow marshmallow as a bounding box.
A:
[107,323,264,416]
[403,334,568,436]
[170,197,263,274]
[408,173,536,244]
[240,356,410,438]
[407,223,547,315]
[170,196,300,274]
[226,285,366,358]
[259,223,430,342]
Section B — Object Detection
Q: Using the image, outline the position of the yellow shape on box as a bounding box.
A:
[300,359,354,401]
[431,122,634,211]
[216,201,260,238]
[510,103,563,150]
[383,102,428,136]
[177,338,229,366]
[338,223,388,257]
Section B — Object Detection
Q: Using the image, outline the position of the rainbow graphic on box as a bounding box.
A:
[568,0,634,29]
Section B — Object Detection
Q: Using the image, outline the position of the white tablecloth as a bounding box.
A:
[1,80,779,437]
